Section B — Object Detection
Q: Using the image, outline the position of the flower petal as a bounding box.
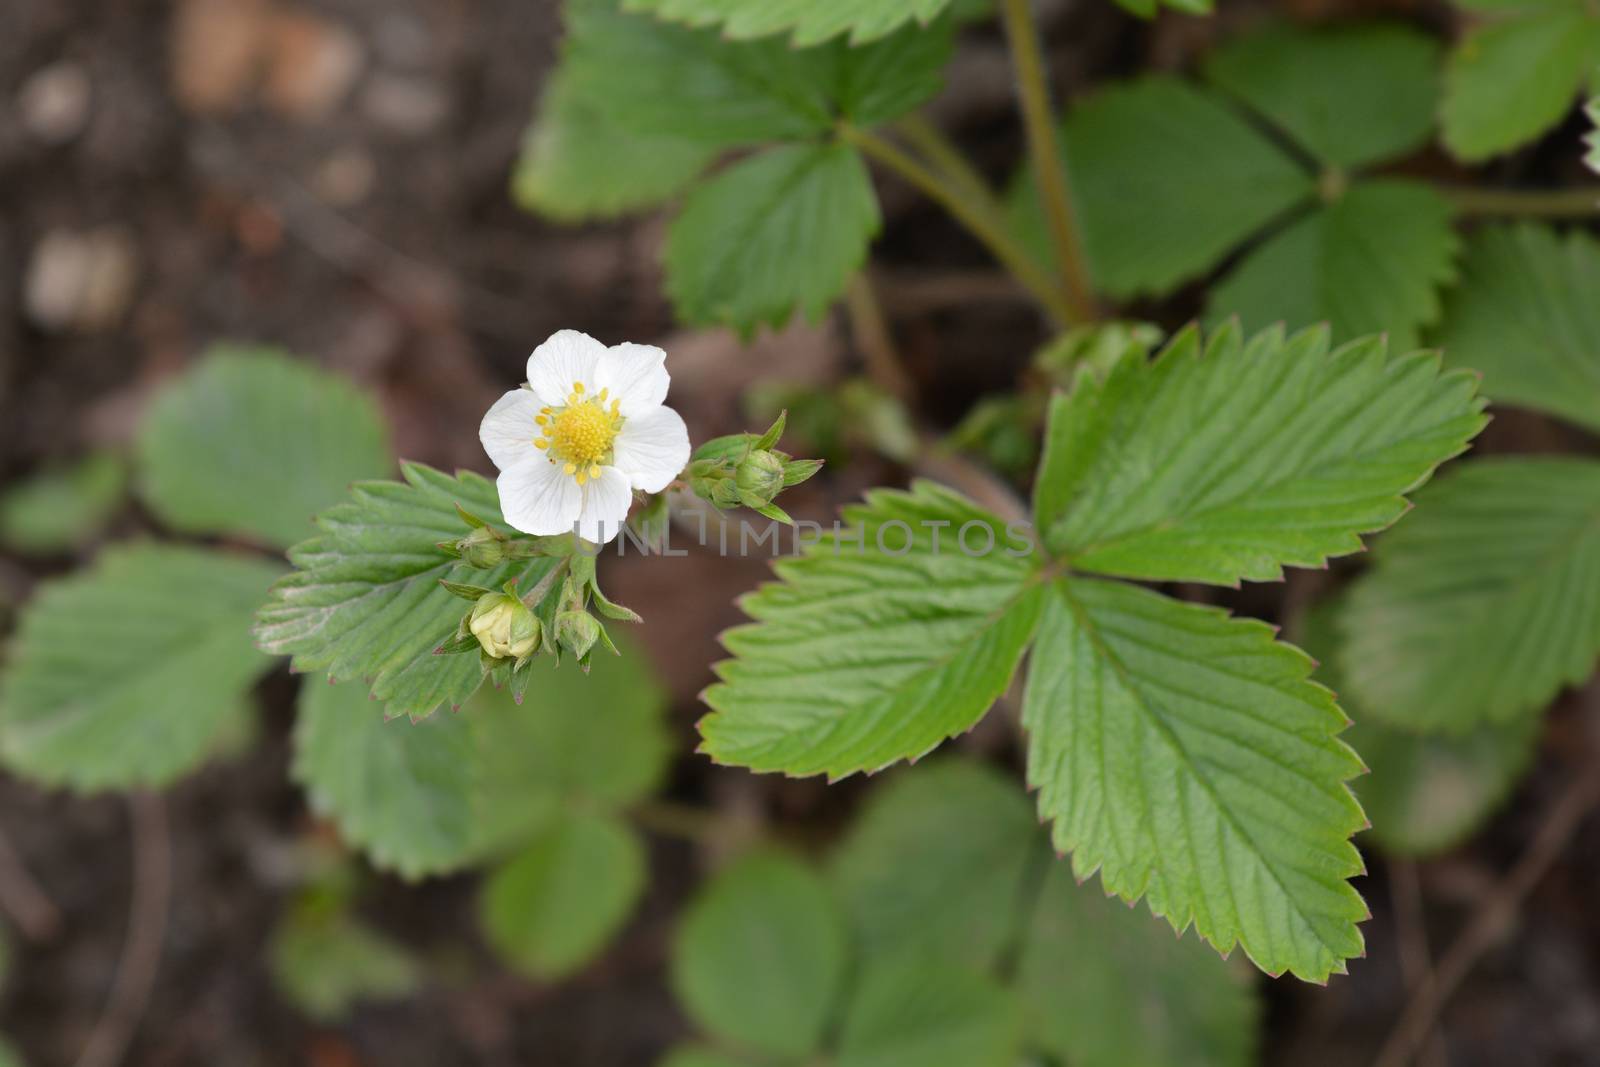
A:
[613,405,690,493]
[479,388,542,472]
[497,456,582,536]
[594,342,670,417]
[576,466,633,544]
[526,330,606,407]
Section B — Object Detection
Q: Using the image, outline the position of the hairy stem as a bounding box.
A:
[1444,185,1600,218]
[840,122,1073,325]
[998,0,1097,322]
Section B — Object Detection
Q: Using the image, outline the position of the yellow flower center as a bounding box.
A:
[533,382,623,486]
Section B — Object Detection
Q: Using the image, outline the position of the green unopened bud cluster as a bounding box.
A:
[686,411,822,525]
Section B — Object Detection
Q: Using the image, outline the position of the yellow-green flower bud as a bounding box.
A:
[554,609,600,660]
[735,449,786,507]
[469,593,540,660]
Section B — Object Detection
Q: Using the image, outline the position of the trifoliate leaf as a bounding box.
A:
[269,909,421,1021]
[293,638,668,878]
[136,348,392,549]
[565,0,952,146]
[1434,224,1600,434]
[294,680,479,880]
[836,958,1021,1067]
[622,0,954,46]
[830,759,1042,970]
[0,545,281,791]
[1008,76,1313,298]
[1033,323,1486,585]
[255,463,560,722]
[480,812,647,981]
[666,143,879,334]
[1340,458,1600,733]
[513,65,718,222]
[0,453,124,554]
[1300,594,1540,856]
[1019,864,1259,1067]
[1208,180,1460,349]
[672,850,848,1059]
[1022,578,1368,982]
[1441,7,1600,161]
[700,481,1044,778]
[1204,22,1441,169]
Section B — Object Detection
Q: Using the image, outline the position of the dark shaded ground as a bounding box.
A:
[1,0,1599,1064]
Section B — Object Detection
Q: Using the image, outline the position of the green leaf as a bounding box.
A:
[1033,323,1486,585]
[1018,864,1259,1067]
[672,850,848,1059]
[0,545,281,791]
[836,959,1021,1067]
[480,812,647,981]
[136,348,392,549]
[830,759,1041,969]
[700,481,1044,778]
[566,0,951,146]
[1204,22,1441,169]
[1298,596,1538,855]
[1441,7,1600,161]
[659,1049,761,1067]
[622,0,954,46]
[294,680,479,879]
[1339,457,1600,732]
[666,143,880,333]
[293,636,668,877]
[255,463,559,722]
[1008,76,1313,298]
[1115,0,1214,16]
[269,909,421,1021]
[1208,180,1460,349]
[1434,223,1600,434]
[513,65,718,222]
[1022,578,1368,982]
[0,453,124,554]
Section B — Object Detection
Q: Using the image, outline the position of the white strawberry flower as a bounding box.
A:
[480,330,690,543]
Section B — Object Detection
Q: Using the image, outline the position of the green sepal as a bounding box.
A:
[440,580,497,601]
[434,632,482,656]
[753,410,787,452]
[455,503,489,529]
[781,458,824,488]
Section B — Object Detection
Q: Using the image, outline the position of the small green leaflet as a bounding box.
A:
[255,463,559,722]
[1019,865,1258,1067]
[1441,4,1600,161]
[699,481,1043,779]
[479,812,648,981]
[829,760,1042,970]
[136,347,392,550]
[293,641,668,879]
[622,0,954,46]
[0,452,125,554]
[0,545,281,791]
[666,144,880,334]
[563,0,953,147]
[512,65,718,222]
[1204,22,1441,169]
[1206,180,1460,350]
[1034,323,1486,585]
[1340,457,1600,733]
[1009,75,1312,298]
[1434,224,1600,434]
[1297,597,1539,856]
[1023,578,1368,982]
[835,959,1020,1067]
[269,909,421,1022]
[672,850,849,1059]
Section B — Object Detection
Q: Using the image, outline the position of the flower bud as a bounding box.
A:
[469,593,540,661]
[734,449,786,508]
[457,526,508,568]
[554,609,601,661]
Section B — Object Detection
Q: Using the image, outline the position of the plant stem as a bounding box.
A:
[840,122,1073,325]
[1444,185,1600,218]
[997,0,1097,322]
[896,112,999,206]
[519,556,570,609]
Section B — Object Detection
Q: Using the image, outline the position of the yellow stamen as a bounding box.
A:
[589,465,602,480]
[535,415,547,426]
[575,471,588,486]
[563,462,577,475]
[572,381,584,394]
[534,439,548,450]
